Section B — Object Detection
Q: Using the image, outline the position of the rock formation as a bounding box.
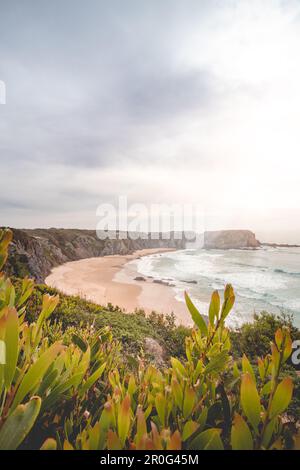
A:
[203,230,260,249]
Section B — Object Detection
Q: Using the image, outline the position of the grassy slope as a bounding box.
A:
[24,281,191,360]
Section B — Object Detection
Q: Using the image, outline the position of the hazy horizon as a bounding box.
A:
[1,0,300,238]
[4,224,300,245]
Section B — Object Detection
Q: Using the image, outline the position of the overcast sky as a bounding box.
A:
[1,0,300,241]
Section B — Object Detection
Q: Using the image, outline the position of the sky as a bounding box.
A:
[1,0,300,242]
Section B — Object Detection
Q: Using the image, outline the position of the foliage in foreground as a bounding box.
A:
[0,229,298,450]
[231,312,300,424]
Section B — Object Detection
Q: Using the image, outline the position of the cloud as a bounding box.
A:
[1,0,300,235]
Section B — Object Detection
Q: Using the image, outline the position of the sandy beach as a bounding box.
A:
[45,248,192,326]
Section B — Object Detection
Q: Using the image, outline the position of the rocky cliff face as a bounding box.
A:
[203,230,260,249]
[5,228,186,282]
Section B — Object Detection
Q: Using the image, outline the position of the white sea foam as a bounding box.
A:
[136,247,300,327]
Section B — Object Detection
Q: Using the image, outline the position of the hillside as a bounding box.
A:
[3,228,186,282]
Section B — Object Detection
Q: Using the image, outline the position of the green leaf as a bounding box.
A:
[128,374,137,397]
[242,354,256,384]
[17,278,34,308]
[40,438,57,450]
[183,386,196,418]
[269,377,293,419]
[3,307,19,389]
[136,406,147,445]
[86,422,101,450]
[36,368,59,397]
[220,284,235,320]
[0,229,13,270]
[231,413,253,450]
[184,291,208,336]
[240,372,261,430]
[98,402,114,449]
[155,393,166,426]
[261,418,276,449]
[182,421,199,442]
[257,358,265,381]
[41,372,84,412]
[41,294,60,320]
[261,381,272,396]
[233,362,240,379]
[0,397,41,450]
[11,342,63,411]
[118,395,131,446]
[171,378,183,408]
[72,333,88,352]
[275,329,283,348]
[283,335,292,363]
[76,346,91,378]
[34,294,59,343]
[185,407,208,447]
[204,350,228,375]
[209,290,220,326]
[171,357,187,377]
[79,362,106,396]
[190,428,224,450]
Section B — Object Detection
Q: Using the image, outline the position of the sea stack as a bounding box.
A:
[203,230,260,249]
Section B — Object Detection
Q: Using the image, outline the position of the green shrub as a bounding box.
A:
[62,287,297,450]
[0,230,117,449]
[230,311,300,359]
[0,229,298,450]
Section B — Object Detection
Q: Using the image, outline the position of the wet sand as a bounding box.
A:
[45,248,192,326]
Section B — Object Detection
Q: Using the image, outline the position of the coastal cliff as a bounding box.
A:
[203,230,260,249]
[4,227,261,281]
[4,228,186,282]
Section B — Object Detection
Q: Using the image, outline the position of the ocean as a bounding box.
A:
[135,247,300,328]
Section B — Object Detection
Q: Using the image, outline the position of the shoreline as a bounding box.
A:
[45,248,193,327]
